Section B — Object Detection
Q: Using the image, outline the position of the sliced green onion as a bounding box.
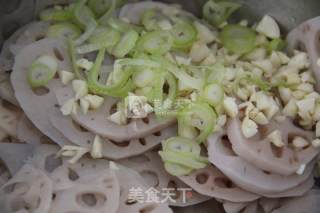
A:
[164,162,193,176]
[163,136,201,155]
[159,151,208,169]
[88,50,160,97]
[73,0,98,45]
[88,0,124,17]
[203,0,241,27]
[40,7,73,21]
[206,63,225,83]
[159,136,209,176]
[47,22,81,40]
[67,38,83,79]
[201,83,224,106]
[27,55,58,88]
[132,69,156,88]
[267,38,287,52]
[220,24,256,54]
[233,71,271,92]
[169,67,204,91]
[137,30,173,55]
[107,17,143,33]
[178,125,199,140]
[178,102,216,143]
[171,20,197,49]
[142,9,160,31]
[112,30,139,58]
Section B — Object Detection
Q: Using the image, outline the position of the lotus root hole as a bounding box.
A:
[53,48,64,61]
[214,177,234,188]
[34,34,45,41]
[221,137,237,156]
[142,117,150,124]
[167,180,180,199]
[1,99,19,111]
[140,171,159,187]
[45,154,62,173]
[3,182,29,194]
[139,204,157,213]
[125,199,138,205]
[195,173,209,184]
[139,138,146,146]
[270,142,284,158]
[263,170,272,175]
[68,168,79,181]
[32,86,50,96]
[152,131,162,136]
[110,139,130,147]
[127,155,150,163]
[40,135,52,144]
[295,41,307,52]
[109,103,117,115]
[76,192,106,208]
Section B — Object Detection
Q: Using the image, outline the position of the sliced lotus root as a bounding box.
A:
[287,17,320,91]
[173,199,224,213]
[271,190,320,213]
[223,201,250,213]
[119,1,194,25]
[259,197,280,213]
[207,133,315,195]
[10,21,50,56]
[0,164,53,213]
[17,114,54,145]
[54,84,176,141]
[11,38,73,146]
[227,117,319,176]
[115,163,173,213]
[178,164,260,203]
[0,143,34,175]
[118,151,210,206]
[0,128,9,141]
[0,98,22,138]
[0,72,18,106]
[49,107,177,159]
[0,158,11,186]
[49,168,120,213]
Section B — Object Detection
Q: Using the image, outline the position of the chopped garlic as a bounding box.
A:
[201,54,217,65]
[215,114,227,131]
[60,98,78,115]
[244,48,267,61]
[292,136,309,149]
[72,80,88,99]
[297,83,314,93]
[296,164,306,175]
[278,87,292,104]
[194,21,216,44]
[80,98,90,115]
[267,130,284,147]
[282,99,298,117]
[175,55,191,66]
[109,111,127,125]
[296,98,315,117]
[252,112,269,125]
[313,103,320,121]
[58,70,75,85]
[301,71,315,83]
[223,96,238,118]
[76,58,93,70]
[252,59,274,76]
[256,15,280,39]
[269,51,282,68]
[312,139,320,148]
[239,19,248,26]
[91,135,103,159]
[83,94,104,109]
[288,52,309,70]
[241,117,258,138]
[189,42,211,62]
[125,94,153,118]
[57,145,89,164]
[236,88,250,101]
